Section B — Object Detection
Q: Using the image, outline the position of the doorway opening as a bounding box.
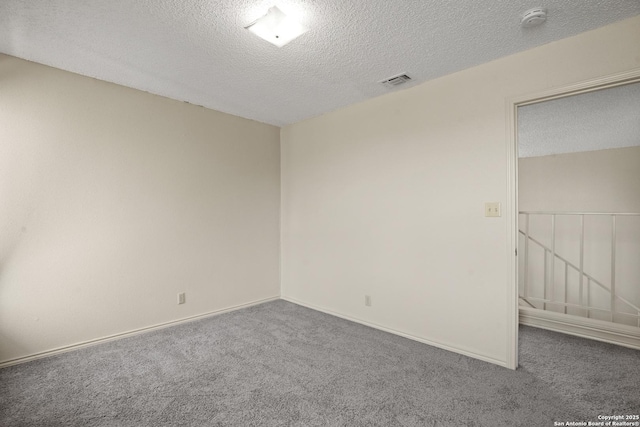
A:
[508,70,640,367]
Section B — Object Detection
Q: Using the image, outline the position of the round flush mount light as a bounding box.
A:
[521,8,547,28]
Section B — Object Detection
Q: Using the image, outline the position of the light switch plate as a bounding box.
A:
[485,202,501,217]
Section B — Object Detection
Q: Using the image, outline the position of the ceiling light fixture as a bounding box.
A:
[245,6,309,47]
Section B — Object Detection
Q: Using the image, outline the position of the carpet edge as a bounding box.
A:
[281,295,509,369]
[0,295,280,369]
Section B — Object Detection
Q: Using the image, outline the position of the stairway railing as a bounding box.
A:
[519,211,640,327]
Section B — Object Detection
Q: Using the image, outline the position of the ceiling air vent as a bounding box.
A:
[380,73,412,89]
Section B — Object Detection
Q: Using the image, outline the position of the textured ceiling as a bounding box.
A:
[1,1,639,126]
[518,81,640,158]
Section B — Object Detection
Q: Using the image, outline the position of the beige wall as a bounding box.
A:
[281,16,640,366]
[519,146,640,212]
[0,55,281,363]
[518,147,640,325]
[2,16,639,368]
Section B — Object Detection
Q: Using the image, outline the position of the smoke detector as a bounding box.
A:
[521,8,547,28]
[380,73,412,89]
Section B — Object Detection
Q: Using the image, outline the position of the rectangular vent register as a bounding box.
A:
[380,73,412,88]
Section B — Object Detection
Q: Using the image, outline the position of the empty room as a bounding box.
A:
[1,1,639,426]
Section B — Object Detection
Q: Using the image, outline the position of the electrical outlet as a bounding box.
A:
[178,292,186,305]
[365,295,372,307]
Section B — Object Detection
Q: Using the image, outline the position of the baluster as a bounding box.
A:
[579,215,585,317]
[587,277,590,319]
[551,214,555,311]
[543,248,548,311]
[610,215,616,323]
[524,213,530,301]
[564,263,568,315]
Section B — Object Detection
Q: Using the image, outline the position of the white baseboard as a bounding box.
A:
[281,296,509,368]
[519,306,640,350]
[0,296,280,369]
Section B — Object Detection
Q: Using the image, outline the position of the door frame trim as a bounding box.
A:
[505,68,640,370]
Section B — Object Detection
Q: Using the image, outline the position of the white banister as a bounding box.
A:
[518,211,640,327]
[521,211,640,216]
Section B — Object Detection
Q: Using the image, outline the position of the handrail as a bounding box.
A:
[519,230,640,313]
[520,211,640,216]
[519,211,640,328]
[522,296,640,319]
[519,297,536,308]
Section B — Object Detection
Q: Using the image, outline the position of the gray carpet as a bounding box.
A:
[1,300,638,427]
